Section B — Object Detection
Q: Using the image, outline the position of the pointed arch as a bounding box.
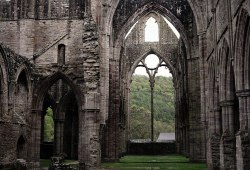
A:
[128,49,176,85]
[34,72,82,111]
[106,0,205,36]
[17,135,26,159]
[114,2,189,47]
[234,8,250,91]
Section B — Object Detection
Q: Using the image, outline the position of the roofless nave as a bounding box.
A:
[0,0,250,169]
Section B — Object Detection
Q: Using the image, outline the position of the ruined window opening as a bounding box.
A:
[43,107,54,142]
[17,136,25,159]
[145,17,159,42]
[129,54,174,141]
[58,44,66,65]
[17,71,28,91]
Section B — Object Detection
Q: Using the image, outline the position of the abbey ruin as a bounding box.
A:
[0,0,250,169]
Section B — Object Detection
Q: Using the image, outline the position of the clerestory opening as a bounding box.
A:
[144,17,159,42]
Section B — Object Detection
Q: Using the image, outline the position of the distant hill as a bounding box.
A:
[129,75,175,140]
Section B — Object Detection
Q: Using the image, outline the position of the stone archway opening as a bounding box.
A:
[124,11,179,148]
[17,135,26,159]
[39,78,79,161]
[104,0,205,163]
[128,54,175,146]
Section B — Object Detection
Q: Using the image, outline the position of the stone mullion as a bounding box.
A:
[54,119,60,155]
[55,119,64,155]
[124,82,129,146]
[175,93,180,153]
[40,114,45,142]
[59,120,64,154]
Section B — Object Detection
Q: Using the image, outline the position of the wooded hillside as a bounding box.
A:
[129,75,175,140]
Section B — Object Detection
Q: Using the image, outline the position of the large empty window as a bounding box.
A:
[145,17,159,42]
[129,54,175,141]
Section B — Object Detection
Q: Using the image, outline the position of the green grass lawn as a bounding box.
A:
[101,155,206,170]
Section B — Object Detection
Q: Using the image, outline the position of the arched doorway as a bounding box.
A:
[17,135,26,159]
[39,78,79,160]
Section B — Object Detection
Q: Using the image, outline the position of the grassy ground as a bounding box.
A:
[101,155,206,170]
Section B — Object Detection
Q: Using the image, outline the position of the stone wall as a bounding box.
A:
[0,0,249,169]
[204,0,250,169]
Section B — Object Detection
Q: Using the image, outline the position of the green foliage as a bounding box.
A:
[44,107,54,142]
[129,75,175,140]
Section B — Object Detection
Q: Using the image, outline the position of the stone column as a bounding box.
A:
[198,32,207,163]
[209,108,222,170]
[27,109,42,170]
[59,119,64,154]
[0,90,3,118]
[219,100,236,170]
[54,118,64,156]
[236,91,250,170]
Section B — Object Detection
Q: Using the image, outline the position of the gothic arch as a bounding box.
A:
[113,2,190,56]
[104,0,205,35]
[35,72,83,160]
[234,8,250,91]
[16,135,26,159]
[15,66,32,91]
[128,49,176,83]
[34,72,82,111]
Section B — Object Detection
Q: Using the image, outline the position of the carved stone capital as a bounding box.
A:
[220,100,235,107]
[236,89,250,97]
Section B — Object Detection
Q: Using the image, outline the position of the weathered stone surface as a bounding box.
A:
[0,0,250,170]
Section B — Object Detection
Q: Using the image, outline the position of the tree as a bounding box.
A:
[44,107,54,142]
[129,75,175,140]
